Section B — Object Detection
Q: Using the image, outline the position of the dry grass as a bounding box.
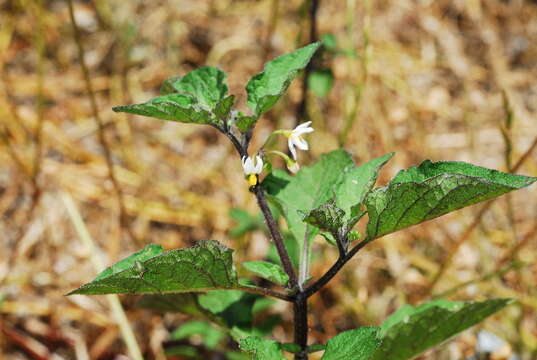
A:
[1,0,537,359]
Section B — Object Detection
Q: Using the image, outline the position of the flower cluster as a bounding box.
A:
[241,122,314,186]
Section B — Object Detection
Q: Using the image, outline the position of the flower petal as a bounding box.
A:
[288,137,298,160]
[294,136,309,150]
[254,156,263,174]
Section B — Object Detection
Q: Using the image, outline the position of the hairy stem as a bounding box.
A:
[294,293,309,359]
[253,186,299,289]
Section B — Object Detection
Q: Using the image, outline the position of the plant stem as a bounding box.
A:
[253,185,299,289]
[237,285,292,302]
[293,293,308,359]
[304,237,371,298]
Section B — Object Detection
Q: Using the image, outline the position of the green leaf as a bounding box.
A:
[372,298,512,360]
[239,337,286,360]
[246,42,321,117]
[236,116,258,132]
[159,66,228,108]
[115,66,229,126]
[301,199,345,234]
[336,153,394,225]
[94,244,163,281]
[112,93,215,125]
[214,95,235,121]
[136,293,206,316]
[366,160,536,239]
[68,240,238,295]
[267,232,300,269]
[264,149,355,255]
[243,261,289,286]
[322,327,381,360]
[171,320,226,349]
[308,69,334,98]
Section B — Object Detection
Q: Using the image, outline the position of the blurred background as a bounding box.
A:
[1,0,536,359]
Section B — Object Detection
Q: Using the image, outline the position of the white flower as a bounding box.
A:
[287,160,300,174]
[287,121,314,160]
[242,155,263,186]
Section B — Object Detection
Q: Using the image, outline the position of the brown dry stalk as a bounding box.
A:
[66,0,138,244]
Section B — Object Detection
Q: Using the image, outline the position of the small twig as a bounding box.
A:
[60,192,143,360]
[66,0,138,244]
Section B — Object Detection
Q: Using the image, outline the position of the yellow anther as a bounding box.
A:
[248,174,258,186]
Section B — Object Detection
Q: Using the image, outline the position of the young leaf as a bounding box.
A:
[263,150,354,255]
[366,160,536,239]
[114,66,230,126]
[301,199,345,234]
[239,336,286,360]
[68,240,238,295]
[246,42,322,118]
[94,244,163,281]
[371,298,512,360]
[335,153,394,224]
[243,261,289,286]
[159,66,229,109]
[214,95,235,121]
[322,327,381,360]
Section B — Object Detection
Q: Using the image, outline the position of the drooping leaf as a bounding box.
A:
[308,69,334,98]
[322,327,381,360]
[112,93,214,125]
[68,240,238,295]
[94,244,163,281]
[159,66,228,109]
[301,199,345,234]
[115,66,229,126]
[365,160,536,239]
[264,149,355,254]
[246,42,321,118]
[239,336,286,360]
[372,298,512,360]
[243,261,289,286]
[171,320,226,350]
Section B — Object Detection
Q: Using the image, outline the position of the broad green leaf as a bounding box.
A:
[68,240,238,295]
[308,69,334,98]
[246,42,321,118]
[94,244,163,281]
[336,153,394,224]
[159,66,228,108]
[171,320,226,349]
[366,160,536,239]
[301,199,345,234]
[264,149,354,255]
[267,232,300,269]
[239,337,285,360]
[243,261,289,286]
[322,327,381,360]
[112,93,214,125]
[115,66,229,126]
[372,298,512,360]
